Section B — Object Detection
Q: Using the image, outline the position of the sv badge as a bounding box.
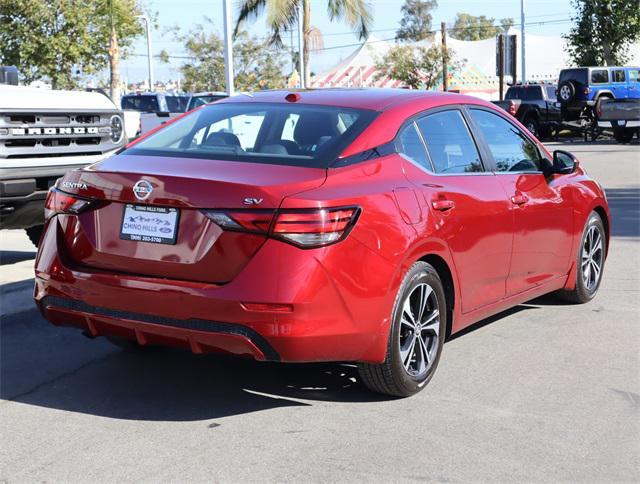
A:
[243,198,263,205]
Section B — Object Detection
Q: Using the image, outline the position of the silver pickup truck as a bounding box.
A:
[597,98,640,143]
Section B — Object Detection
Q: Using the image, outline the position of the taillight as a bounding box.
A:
[584,87,591,95]
[44,188,96,220]
[508,101,518,116]
[202,206,360,248]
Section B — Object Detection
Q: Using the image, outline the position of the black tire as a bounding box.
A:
[558,81,576,105]
[557,212,606,304]
[523,115,540,138]
[613,127,634,143]
[25,225,44,248]
[358,261,447,397]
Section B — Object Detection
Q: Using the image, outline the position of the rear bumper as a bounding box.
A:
[597,120,640,128]
[34,217,397,363]
[39,295,279,361]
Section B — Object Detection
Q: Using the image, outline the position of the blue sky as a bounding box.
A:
[121,0,574,84]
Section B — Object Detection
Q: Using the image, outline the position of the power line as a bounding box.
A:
[127,17,572,60]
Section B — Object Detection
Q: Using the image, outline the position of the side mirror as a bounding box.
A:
[553,150,578,175]
[156,111,171,118]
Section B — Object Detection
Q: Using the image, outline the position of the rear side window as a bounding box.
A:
[612,70,626,83]
[591,69,609,84]
[121,96,159,112]
[629,69,639,83]
[469,109,543,173]
[397,123,431,170]
[416,110,483,174]
[125,102,378,168]
[166,96,185,113]
[546,86,557,99]
[506,86,542,101]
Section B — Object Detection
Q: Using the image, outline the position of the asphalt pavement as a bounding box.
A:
[1,139,639,482]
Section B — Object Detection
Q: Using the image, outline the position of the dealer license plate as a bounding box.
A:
[120,204,179,245]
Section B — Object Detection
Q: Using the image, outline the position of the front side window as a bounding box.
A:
[612,70,626,83]
[546,86,557,99]
[416,110,483,174]
[469,109,543,173]
[591,69,609,84]
[629,69,639,83]
[397,123,431,170]
[125,102,378,168]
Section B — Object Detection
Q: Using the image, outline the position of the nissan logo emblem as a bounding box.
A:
[132,179,153,201]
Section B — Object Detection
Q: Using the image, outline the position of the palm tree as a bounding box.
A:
[234,0,373,87]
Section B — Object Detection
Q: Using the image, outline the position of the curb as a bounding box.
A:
[0,279,36,316]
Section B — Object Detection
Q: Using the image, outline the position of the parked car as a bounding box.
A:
[596,98,640,143]
[0,79,128,246]
[35,89,610,397]
[557,66,640,121]
[492,83,561,139]
[186,91,228,111]
[121,92,189,134]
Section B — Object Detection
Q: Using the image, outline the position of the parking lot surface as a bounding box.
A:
[1,140,638,482]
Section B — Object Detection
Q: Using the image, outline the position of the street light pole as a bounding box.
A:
[297,3,305,89]
[136,15,154,91]
[222,0,235,96]
[520,0,526,83]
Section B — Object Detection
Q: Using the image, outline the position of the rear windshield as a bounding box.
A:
[506,86,543,101]
[121,95,159,112]
[125,102,378,168]
[559,68,588,86]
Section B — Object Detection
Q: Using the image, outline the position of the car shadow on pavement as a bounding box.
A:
[0,250,36,265]
[1,310,390,422]
[604,187,640,238]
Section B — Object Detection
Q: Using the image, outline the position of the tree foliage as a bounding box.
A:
[0,0,144,90]
[376,44,464,90]
[451,13,514,41]
[177,23,285,92]
[396,0,438,42]
[234,0,373,86]
[564,0,640,66]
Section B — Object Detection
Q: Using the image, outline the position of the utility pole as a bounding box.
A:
[222,0,235,96]
[297,3,305,89]
[498,34,505,100]
[135,15,153,91]
[520,0,526,83]
[441,22,448,92]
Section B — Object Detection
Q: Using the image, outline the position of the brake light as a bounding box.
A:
[44,188,95,220]
[202,206,360,248]
[508,101,518,116]
[584,87,591,95]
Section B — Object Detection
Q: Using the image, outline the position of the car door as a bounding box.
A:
[611,69,627,98]
[627,68,640,98]
[398,108,514,314]
[466,107,574,296]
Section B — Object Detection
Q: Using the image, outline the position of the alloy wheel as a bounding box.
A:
[399,283,440,377]
[560,85,571,101]
[582,225,604,292]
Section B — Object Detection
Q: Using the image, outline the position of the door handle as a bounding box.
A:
[432,199,455,211]
[511,194,528,205]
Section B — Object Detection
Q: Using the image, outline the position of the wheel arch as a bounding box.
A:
[418,253,455,340]
[592,204,610,256]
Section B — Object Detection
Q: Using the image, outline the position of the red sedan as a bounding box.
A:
[35,89,609,397]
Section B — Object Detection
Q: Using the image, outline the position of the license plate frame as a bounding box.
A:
[120,204,180,245]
